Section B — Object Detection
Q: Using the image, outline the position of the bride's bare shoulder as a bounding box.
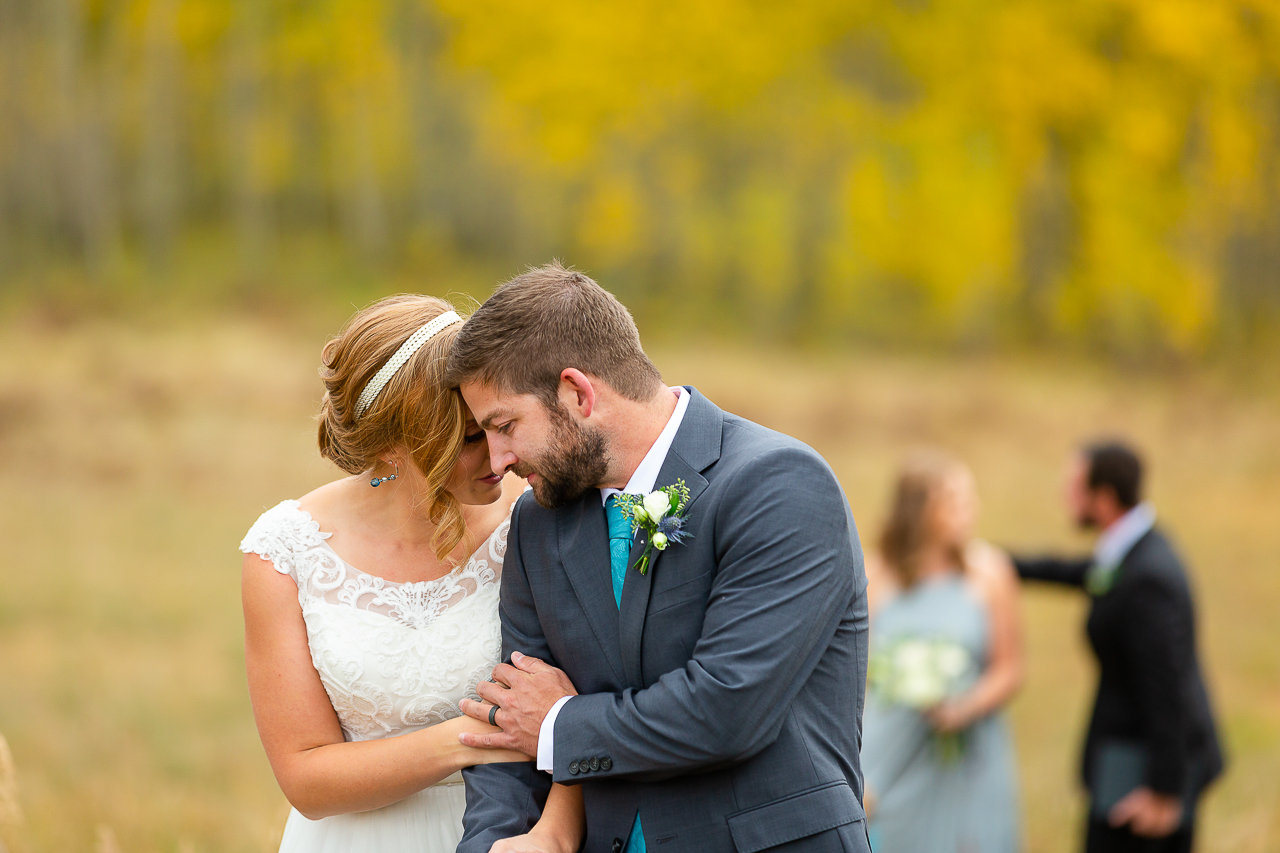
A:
[295,478,357,528]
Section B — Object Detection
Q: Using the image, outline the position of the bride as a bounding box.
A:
[239,295,583,853]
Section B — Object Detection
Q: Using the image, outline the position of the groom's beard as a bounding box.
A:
[517,406,609,509]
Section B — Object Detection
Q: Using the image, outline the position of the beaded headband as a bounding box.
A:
[354,310,462,419]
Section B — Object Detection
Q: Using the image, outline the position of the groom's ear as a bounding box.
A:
[558,368,597,419]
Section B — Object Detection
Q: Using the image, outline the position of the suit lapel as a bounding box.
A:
[556,498,627,684]
[617,388,722,686]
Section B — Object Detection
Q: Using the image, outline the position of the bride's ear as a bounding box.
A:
[558,368,596,419]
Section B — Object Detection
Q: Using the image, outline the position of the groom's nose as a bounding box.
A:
[489,443,518,476]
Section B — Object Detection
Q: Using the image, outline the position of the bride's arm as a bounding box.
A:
[489,783,585,853]
[243,553,529,820]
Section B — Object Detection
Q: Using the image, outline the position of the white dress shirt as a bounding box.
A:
[1094,501,1156,570]
[536,386,690,772]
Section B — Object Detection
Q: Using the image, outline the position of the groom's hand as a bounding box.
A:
[459,651,577,756]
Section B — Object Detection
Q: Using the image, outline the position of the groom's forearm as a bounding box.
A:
[550,608,842,785]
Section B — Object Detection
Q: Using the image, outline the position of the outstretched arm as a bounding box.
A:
[1011,553,1091,587]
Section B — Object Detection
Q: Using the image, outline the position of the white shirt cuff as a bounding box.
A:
[537,696,573,773]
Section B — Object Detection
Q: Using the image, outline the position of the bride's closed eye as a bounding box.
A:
[464,431,485,445]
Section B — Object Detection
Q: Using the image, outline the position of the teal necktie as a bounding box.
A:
[603,495,646,853]
[604,495,632,608]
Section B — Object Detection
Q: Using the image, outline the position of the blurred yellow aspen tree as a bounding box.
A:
[0,0,1277,354]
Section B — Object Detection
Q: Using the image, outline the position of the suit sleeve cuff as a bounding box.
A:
[537,696,573,773]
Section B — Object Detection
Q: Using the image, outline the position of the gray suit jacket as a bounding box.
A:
[459,388,870,853]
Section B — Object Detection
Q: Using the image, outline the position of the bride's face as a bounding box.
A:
[445,411,506,505]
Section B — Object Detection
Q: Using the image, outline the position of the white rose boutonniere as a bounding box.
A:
[615,480,693,575]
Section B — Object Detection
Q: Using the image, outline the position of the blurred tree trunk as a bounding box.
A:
[400,0,469,250]
[402,0,442,238]
[0,0,18,274]
[50,0,120,278]
[5,5,54,274]
[396,0,519,260]
[1018,140,1076,342]
[1220,107,1280,350]
[343,98,388,265]
[225,1,270,275]
[141,0,180,269]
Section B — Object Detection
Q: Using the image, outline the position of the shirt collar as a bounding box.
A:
[1094,501,1156,569]
[600,387,689,506]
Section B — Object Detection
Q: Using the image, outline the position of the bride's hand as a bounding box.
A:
[488,830,570,853]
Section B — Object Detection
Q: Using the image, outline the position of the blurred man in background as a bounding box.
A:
[1014,441,1223,853]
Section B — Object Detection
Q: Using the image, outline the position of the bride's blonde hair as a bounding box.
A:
[317,294,469,563]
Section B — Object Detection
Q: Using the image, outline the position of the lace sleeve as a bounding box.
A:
[239,500,330,583]
[485,511,512,580]
[482,486,526,580]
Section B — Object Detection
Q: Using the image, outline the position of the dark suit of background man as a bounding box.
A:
[1014,441,1223,853]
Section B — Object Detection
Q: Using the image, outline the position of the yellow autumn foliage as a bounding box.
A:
[0,0,1276,353]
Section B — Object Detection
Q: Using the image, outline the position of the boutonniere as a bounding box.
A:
[1085,562,1119,597]
[615,480,693,575]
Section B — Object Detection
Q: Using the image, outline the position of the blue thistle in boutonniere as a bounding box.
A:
[614,480,693,575]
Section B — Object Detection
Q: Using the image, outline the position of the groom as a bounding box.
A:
[446,262,871,853]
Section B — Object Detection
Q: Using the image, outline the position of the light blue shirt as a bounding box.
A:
[1086,502,1155,595]
[1094,502,1156,570]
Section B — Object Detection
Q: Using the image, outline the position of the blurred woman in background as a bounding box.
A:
[239,295,582,853]
[862,451,1024,853]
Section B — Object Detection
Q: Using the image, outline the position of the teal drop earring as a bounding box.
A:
[371,460,399,488]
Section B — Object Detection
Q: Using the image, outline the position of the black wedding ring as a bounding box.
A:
[488,704,499,726]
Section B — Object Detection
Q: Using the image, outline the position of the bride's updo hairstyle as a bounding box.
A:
[318,294,469,562]
[879,449,970,588]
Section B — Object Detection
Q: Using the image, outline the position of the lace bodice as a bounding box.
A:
[240,500,506,743]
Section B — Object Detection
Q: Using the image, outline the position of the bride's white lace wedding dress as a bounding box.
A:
[240,499,508,853]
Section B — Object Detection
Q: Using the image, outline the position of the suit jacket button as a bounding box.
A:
[600,756,613,771]
[568,761,579,775]
[590,757,601,771]
[612,839,623,853]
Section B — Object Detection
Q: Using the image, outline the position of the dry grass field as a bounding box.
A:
[0,315,1276,852]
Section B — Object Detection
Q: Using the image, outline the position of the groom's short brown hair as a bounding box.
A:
[446,261,663,405]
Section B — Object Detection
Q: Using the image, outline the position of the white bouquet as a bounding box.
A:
[868,638,970,708]
[868,637,972,762]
